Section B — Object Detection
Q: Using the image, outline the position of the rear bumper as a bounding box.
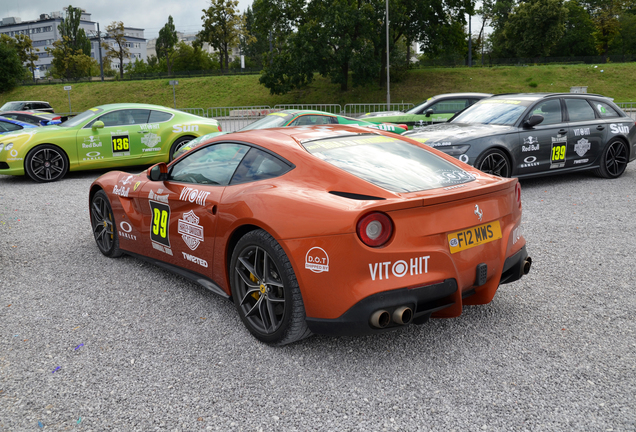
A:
[306,245,529,336]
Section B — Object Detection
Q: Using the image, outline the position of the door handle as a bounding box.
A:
[597,125,605,131]
[137,130,149,134]
[558,129,567,135]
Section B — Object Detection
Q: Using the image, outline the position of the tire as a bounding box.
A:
[594,139,629,179]
[475,148,511,178]
[25,145,69,182]
[90,190,123,258]
[230,230,311,345]
[169,136,195,161]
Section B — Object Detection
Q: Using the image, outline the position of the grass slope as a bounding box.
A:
[2,63,635,113]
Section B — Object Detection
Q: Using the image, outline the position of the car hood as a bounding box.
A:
[403,123,517,144]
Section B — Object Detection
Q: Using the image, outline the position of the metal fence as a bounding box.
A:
[616,102,636,120]
[178,108,206,117]
[206,106,275,132]
[272,104,343,114]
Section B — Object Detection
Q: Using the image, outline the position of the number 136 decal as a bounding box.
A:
[111,134,130,156]
[150,201,170,247]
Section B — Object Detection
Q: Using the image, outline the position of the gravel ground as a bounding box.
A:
[1,166,635,432]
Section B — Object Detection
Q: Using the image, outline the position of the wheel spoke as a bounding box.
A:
[235,267,260,288]
[32,155,44,164]
[244,296,263,318]
[265,298,278,332]
[238,256,259,283]
[239,287,261,306]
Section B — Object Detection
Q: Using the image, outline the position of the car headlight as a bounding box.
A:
[0,143,4,152]
[436,144,470,156]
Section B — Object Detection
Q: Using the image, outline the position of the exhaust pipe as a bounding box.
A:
[523,257,532,275]
[370,310,390,328]
[392,306,413,325]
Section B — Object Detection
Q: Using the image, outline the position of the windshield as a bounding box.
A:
[0,102,23,111]
[239,113,293,131]
[451,99,531,125]
[405,98,434,115]
[302,134,475,193]
[59,107,104,127]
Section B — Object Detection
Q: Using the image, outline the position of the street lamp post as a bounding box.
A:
[386,0,390,110]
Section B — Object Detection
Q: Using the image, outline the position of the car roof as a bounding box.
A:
[275,109,337,116]
[490,92,608,101]
[0,110,57,116]
[4,101,51,105]
[91,103,180,111]
[430,92,493,99]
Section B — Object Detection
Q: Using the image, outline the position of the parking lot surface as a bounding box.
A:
[1,166,635,431]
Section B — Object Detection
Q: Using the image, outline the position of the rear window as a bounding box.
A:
[594,101,620,118]
[302,135,475,193]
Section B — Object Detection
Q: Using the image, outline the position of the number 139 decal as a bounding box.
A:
[550,143,566,169]
[150,201,170,247]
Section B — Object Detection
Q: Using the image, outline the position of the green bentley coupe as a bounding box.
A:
[0,103,220,182]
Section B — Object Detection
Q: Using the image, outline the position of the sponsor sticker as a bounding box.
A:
[173,124,199,133]
[178,210,204,251]
[610,123,629,134]
[305,247,329,273]
[149,189,169,203]
[150,201,171,248]
[82,136,102,148]
[458,154,469,163]
[574,138,591,157]
[133,181,141,191]
[574,158,589,165]
[520,156,539,168]
[118,221,137,240]
[113,185,130,197]
[180,187,210,205]
[141,133,162,152]
[369,256,429,281]
[182,251,208,267]
[83,151,104,161]
[573,128,590,136]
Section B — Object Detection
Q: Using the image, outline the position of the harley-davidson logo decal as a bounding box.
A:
[178,210,204,251]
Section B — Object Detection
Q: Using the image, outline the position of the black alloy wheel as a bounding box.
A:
[476,149,511,178]
[595,139,628,179]
[90,190,123,258]
[25,145,68,182]
[230,230,311,345]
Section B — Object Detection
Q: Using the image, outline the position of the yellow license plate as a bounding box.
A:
[447,221,502,254]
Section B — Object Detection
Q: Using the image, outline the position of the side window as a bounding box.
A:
[427,99,469,114]
[231,148,292,184]
[149,110,173,123]
[169,143,249,185]
[2,114,18,120]
[530,99,562,125]
[289,115,324,126]
[0,122,22,132]
[594,101,620,118]
[565,99,596,122]
[96,109,149,127]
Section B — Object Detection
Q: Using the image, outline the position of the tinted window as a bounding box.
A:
[289,115,337,126]
[149,110,173,123]
[66,108,103,128]
[594,101,620,118]
[427,99,470,114]
[239,113,292,131]
[452,100,531,125]
[565,99,596,122]
[96,109,150,127]
[302,135,475,193]
[531,99,562,125]
[231,148,292,184]
[169,143,249,185]
[0,121,22,132]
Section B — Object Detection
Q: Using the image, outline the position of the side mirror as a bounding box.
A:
[148,163,168,181]
[425,108,434,118]
[92,120,105,130]
[524,115,544,128]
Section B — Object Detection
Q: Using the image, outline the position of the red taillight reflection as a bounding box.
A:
[218,124,222,132]
[357,212,393,247]
[515,182,522,209]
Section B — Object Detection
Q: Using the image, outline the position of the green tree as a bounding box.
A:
[486,0,518,58]
[156,16,178,75]
[59,5,91,56]
[552,0,597,56]
[0,40,26,91]
[608,10,636,56]
[0,34,39,79]
[199,0,248,71]
[581,0,631,57]
[171,41,218,71]
[102,21,130,79]
[502,0,568,57]
[47,36,96,79]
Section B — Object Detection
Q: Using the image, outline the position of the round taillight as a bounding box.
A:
[398,124,408,131]
[217,124,222,132]
[515,182,522,208]
[357,212,393,247]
